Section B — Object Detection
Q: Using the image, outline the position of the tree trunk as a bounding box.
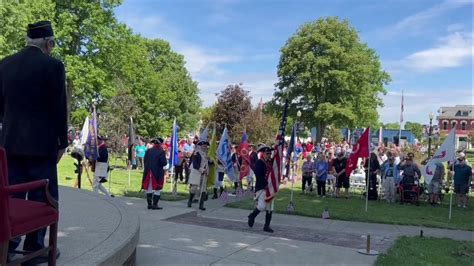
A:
[316,122,326,143]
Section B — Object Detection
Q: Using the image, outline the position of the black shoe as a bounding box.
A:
[263,211,274,233]
[152,195,162,210]
[247,208,260,228]
[212,188,218,199]
[187,193,195,208]
[146,193,153,210]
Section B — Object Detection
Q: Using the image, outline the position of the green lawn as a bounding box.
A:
[376,236,474,266]
[226,186,474,231]
[58,156,189,201]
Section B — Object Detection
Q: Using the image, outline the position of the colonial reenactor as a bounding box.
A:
[247,145,275,233]
[91,136,113,197]
[1,21,66,262]
[187,140,209,210]
[142,138,168,210]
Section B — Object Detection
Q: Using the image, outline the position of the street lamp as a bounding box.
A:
[296,110,302,137]
[428,112,434,158]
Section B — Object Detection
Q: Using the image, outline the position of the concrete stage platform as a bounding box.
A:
[41,187,140,265]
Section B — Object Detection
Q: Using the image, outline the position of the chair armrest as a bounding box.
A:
[6,180,48,194]
[6,179,58,210]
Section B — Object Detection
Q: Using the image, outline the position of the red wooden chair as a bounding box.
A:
[0,148,59,265]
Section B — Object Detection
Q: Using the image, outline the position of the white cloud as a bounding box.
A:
[403,32,473,72]
[179,45,241,76]
[387,0,472,36]
[379,88,473,124]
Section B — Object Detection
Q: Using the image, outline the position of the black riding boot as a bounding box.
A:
[247,208,260,227]
[188,193,195,208]
[146,193,153,209]
[212,188,218,199]
[263,211,274,233]
[199,192,206,211]
[152,195,162,210]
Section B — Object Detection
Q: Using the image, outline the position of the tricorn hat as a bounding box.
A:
[27,21,54,39]
[151,137,164,144]
[197,140,209,146]
[257,145,274,153]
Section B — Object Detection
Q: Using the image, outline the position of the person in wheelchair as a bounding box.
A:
[398,157,422,203]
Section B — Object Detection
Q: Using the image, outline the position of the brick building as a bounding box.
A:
[437,105,474,150]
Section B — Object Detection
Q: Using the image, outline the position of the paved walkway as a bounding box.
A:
[116,195,474,266]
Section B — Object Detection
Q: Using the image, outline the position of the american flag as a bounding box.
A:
[236,187,244,199]
[219,191,229,203]
[265,100,289,202]
[400,89,404,123]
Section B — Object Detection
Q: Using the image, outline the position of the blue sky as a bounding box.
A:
[115,0,473,124]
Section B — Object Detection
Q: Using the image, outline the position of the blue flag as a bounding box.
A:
[84,108,98,161]
[218,128,237,182]
[170,119,179,167]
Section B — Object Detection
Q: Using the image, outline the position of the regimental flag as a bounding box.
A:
[345,127,370,177]
[84,107,98,161]
[422,129,456,184]
[238,132,251,180]
[285,123,297,176]
[207,123,218,187]
[265,100,289,202]
[170,119,179,167]
[218,127,237,182]
[127,117,136,163]
[400,89,404,123]
[80,116,89,145]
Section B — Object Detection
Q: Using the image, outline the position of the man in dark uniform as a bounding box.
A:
[0,21,67,261]
[142,138,168,210]
[91,136,113,197]
[333,152,348,198]
[247,145,275,233]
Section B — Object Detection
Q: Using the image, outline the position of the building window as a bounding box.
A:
[451,121,457,129]
[461,122,467,130]
[443,121,448,130]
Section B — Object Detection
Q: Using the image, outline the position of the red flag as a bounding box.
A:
[238,132,251,180]
[345,128,370,177]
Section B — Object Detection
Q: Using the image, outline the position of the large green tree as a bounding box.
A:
[404,121,423,140]
[212,84,252,137]
[0,0,201,137]
[273,17,390,142]
[232,108,280,145]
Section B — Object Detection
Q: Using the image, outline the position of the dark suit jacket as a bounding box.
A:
[141,145,167,188]
[0,46,68,156]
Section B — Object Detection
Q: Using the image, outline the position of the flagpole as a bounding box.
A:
[449,130,456,220]
[365,127,370,212]
[171,119,177,198]
[398,89,403,147]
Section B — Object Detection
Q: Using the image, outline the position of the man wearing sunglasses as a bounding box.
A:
[0,21,66,263]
